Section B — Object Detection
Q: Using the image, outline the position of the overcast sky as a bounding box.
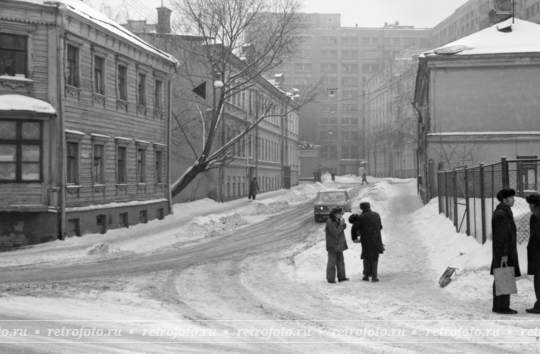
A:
[96,0,469,29]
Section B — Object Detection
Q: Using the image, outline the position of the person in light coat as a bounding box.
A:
[325,207,349,283]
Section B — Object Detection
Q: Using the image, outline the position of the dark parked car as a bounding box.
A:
[314,190,351,222]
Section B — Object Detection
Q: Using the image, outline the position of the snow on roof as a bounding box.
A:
[15,0,178,65]
[0,94,56,114]
[424,19,540,57]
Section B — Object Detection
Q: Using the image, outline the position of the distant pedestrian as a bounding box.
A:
[316,170,322,182]
[248,177,259,200]
[331,172,336,182]
[352,202,383,282]
[313,170,318,183]
[325,207,349,283]
[491,188,521,314]
[361,172,369,185]
[526,193,540,314]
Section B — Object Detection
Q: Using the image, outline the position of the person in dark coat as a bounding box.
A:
[331,172,336,182]
[313,170,318,183]
[491,188,521,314]
[526,194,540,314]
[361,172,369,185]
[248,177,259,200]
[352,202,383,282]
[325,206,349,283]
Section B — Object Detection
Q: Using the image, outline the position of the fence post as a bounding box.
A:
[438,172,443,214]
[501,156,509,188]
[517,162,523,197]
[445,171,450,218]
[453,169,458,230]
[464,166,470,236]
[480,163,486,244]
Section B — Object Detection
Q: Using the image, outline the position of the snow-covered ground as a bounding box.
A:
[288,179,538,315]
[4,177,540,353]
[0,180,342,269]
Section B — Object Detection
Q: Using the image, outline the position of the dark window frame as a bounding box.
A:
[66,45,79,87]
[93,55,105,95]
[0,119,43,183]
[0,33,28,77]
[117,145,127,184]
[117,64,128,101]
[93,143,105,184]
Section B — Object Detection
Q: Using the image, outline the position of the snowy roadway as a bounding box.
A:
[0,177,539,353]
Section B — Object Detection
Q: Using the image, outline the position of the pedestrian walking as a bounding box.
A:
[248,177,259,200]
[491,188,521,314]
[313,170,318,183]
[331,172,336,182]
[526,193,540,314]
[317,170,322,182]
[361,172,369,185]
[352,202,383,282]
[325,206,349,283]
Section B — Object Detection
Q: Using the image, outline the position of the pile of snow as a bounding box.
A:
[412,195,537,308]
[247,201,293,216]
[187,213,249,239]
[85,242,110,255]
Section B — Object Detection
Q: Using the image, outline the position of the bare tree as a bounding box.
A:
[166,0,315,198]
[428,132,488,170]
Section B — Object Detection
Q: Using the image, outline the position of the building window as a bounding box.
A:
[154,79,163,111]
[67,219,81,237]
[0,34,27,77]
[138,73,147,106]
[96,214,107,234]
[321,64,337,73]
[157,208,164,220]
[137,148,146,183]
[67,142,79,184]
[117,146,127,184]
[93,144,104,184]
[155,150,163,183]
[342,64,358,73]
[66,45,79,87]
[119,212,129,228]
[321,146,337,159]
[0,120,42,182]
[139,210,147,224]
[117,65,127,101]
[94,56,105,95]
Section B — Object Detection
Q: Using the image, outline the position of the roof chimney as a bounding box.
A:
[156,7,172,34]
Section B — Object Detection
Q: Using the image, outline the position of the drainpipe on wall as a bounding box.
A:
[56,3,68,240]
[167,71,177,215]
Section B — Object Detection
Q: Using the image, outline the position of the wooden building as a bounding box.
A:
[0,0,178,249]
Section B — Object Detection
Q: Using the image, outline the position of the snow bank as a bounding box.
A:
[0,182,332,268]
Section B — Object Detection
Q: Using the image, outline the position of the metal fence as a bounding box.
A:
[438,158,540,244]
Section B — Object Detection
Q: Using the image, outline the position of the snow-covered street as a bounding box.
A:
[1,177,540,353]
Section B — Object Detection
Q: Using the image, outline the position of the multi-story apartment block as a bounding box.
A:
[0,0,178,248]
[273,14,431,173]
[432,0,540,48]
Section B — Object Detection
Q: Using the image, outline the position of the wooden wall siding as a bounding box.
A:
[31,28,49,101]
[0,185,42,206]
[65,136,166,208]
[60,18,173,209]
